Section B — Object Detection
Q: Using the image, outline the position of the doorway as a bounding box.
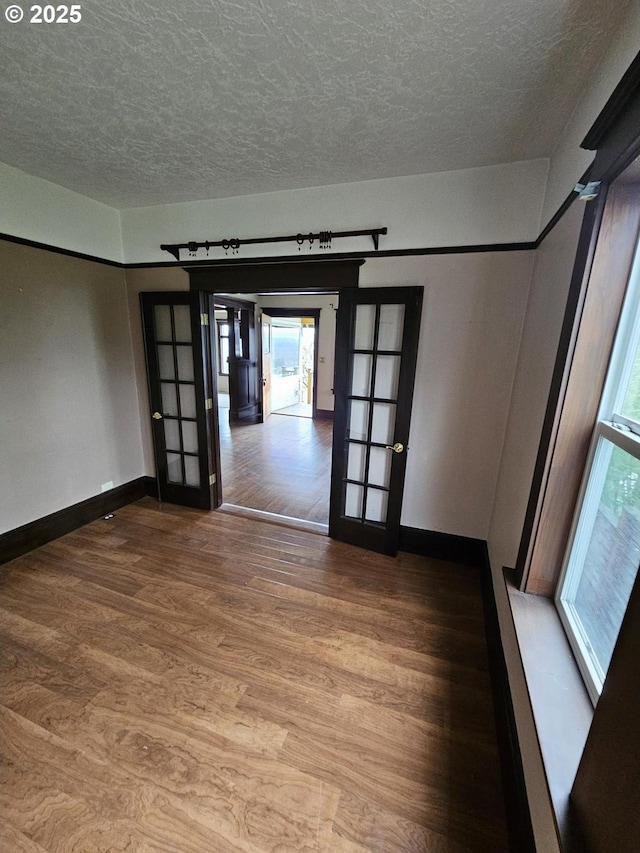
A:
[262,309,321,420]
[214,297,333,526]
[143,261,423,554]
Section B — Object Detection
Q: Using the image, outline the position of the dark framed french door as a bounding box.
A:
[140,291,219,509]
[329,287,423,555]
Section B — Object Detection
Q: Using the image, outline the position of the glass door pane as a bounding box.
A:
[343,303,404,525]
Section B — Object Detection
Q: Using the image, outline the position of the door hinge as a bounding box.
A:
[200,313,209,326]
[205,397,213,410]
[209,473,217,485]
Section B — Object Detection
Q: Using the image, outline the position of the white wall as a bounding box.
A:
[120,160,548,265]
[361,252,534,537]
[0,163,124,264]
[0,240,143,532]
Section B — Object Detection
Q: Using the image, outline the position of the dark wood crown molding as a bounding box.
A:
[582,50,640,151]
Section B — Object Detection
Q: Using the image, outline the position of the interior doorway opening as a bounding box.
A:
[270,316,316,418]
[213,295,335,528]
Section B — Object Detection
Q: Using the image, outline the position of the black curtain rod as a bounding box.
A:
[160,227,387,260]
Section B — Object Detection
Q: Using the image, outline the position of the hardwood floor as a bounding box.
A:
[0,499,510,852]
[219,411,333,524]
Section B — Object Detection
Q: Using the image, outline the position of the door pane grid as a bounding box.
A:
[330,287,422,554]
[343,302,405,525]
[154,303,196,487]
[171,305,187,486]
[361,304,382,522]
[345,304,380,523]
[144,292,212,508]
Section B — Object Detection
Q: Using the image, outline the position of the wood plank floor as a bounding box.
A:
[219,412,333,524]
[0,499,510,852]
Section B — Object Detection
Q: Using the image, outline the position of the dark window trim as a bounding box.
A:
[582,50,640,151]
[516,52,640,589]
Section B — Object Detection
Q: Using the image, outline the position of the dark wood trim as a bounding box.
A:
[152,242,536,269]
[581,52,640,191]
[189,260,363,293]
[517,72,640,587]
[582,50,640,151]
[398,525,486,566]
[0,234,539,270]
[482,563,537,853]
[315,408,334,421]
[535,166,592,248]
[517,179,640,595]
[0,234,547,272]
[0,479,148,565]
[143,476,159,499]
[212,294,257,311]
[260,307,322,317]
[515,190,606,586]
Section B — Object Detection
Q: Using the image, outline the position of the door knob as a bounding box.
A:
[385,442,404,453]
[152,411,163,420]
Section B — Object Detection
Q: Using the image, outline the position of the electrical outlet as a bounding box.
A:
[101,481,114,492]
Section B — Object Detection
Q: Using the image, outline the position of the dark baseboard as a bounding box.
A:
[0,478,149,565]
[144,476,159,499]
[398,525,486,566]
[481,554,536,853]
[314,408,334,421]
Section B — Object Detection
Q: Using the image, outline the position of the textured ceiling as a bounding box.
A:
[0,0,632,208]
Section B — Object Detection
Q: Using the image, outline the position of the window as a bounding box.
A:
[217,321,230,375]
[556,235,640,703]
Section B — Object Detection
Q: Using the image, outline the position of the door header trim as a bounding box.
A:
[188,259,363,293]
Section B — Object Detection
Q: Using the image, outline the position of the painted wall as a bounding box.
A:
[360,253,534,538]
[0,240,143,533]
[257,294,338,413]
[488,200,586,572]
[120,159,548,265]
[0,163,124,264]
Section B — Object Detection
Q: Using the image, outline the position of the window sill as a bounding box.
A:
[504,568,593,850]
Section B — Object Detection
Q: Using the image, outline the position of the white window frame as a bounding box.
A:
[556,236,640,704]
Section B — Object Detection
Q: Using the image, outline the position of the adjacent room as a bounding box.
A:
[1,3,639,852]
